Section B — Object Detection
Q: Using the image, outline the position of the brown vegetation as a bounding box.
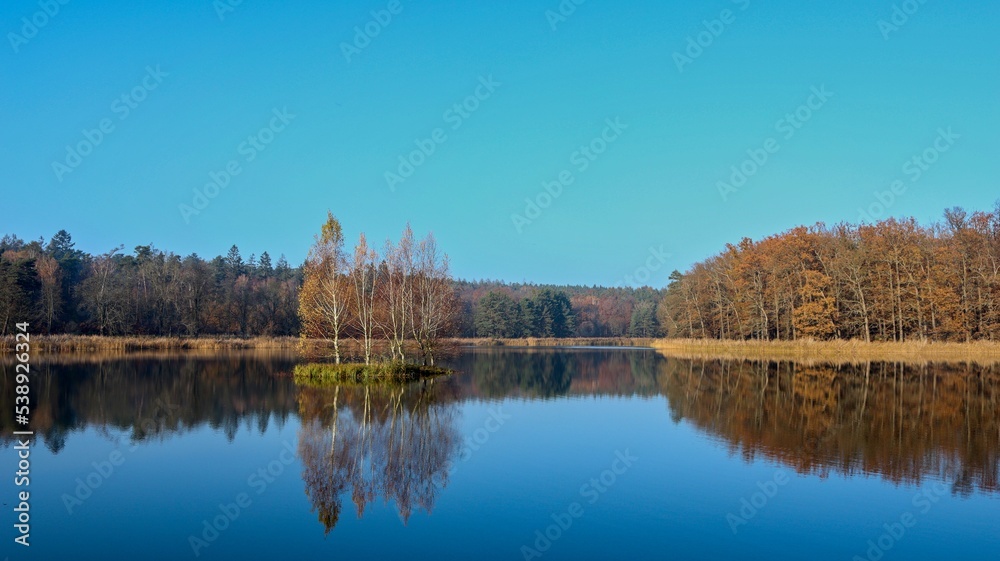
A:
[659,207,1000,343]
[298,214,458,365]
[297,378,460,532]
[0,334,320,355]
[652,338,1000,365]
[660,358,1000,494]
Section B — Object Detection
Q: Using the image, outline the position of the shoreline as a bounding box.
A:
[0,335,658,354]
[650,338,1000,365]
[5,334,1000,364]
[0,335,308,354]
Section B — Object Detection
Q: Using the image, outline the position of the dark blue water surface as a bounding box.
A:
[2,347,998,560]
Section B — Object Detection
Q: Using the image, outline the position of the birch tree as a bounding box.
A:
[409,233,457,365]
[351,233,380,364]
[299,213,352,362]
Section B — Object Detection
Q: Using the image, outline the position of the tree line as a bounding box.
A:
[659,206,1000,342]
[0,228,666,341]
[459,282,663,339]
[0,231,299,337]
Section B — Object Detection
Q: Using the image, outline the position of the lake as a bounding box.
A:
[3,347,998,560]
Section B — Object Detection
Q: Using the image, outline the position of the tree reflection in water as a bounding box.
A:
[659,359,1000,496]
[296,378,461,534]
[2,348,997,513]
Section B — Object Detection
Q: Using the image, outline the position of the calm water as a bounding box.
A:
[2,348,998,560]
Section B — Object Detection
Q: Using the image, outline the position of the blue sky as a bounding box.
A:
[1,0,997,285]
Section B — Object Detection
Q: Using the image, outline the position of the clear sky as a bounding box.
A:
[2,0,997,286]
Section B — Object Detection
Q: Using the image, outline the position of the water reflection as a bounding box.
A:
[2,348,997,509]
[0,352,300,452]
[659,359,1000,495]
[296,379,460,534]
[451,348,663,399]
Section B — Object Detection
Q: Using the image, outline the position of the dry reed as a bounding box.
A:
[650,338,1000,366]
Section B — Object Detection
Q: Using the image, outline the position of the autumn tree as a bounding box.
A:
[381,225,415,361]
[792,270,837,339]
[351,233,380,365]
[659,206,1000,343]
[79,246,128,335]
[35,254,62,333]
[409,233,458,365]
[299,213,353,362]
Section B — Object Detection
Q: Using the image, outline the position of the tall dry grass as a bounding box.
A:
[0,335,318,354]
[1,335,447,358]
[12,334,995,365]
[651,338,1000,365]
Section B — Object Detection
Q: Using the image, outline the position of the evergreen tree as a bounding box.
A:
[474,291,522,337]
[628,301,659,337]
[259,251,273,278]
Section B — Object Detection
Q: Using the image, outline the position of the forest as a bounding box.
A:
[658,206,1000,342]
[0,229,664,340]
[0,231,301,337]
[8,205,996,344]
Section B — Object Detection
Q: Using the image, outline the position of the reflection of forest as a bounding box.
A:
[297,379,460,533]
[660,359,1000,495]
[0,352,301,451]
[2,349,997,499]
[452,348,663,399]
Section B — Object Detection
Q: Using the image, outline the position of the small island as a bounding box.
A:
[293,362,453,385]
[294,212,458,381]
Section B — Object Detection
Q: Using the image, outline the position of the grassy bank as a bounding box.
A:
[453,337,656,347]
[8,335,1000,365]
[0,335,657,355]
[293,362,452,385]
[0,335,317,354]
[651,338,1000,365]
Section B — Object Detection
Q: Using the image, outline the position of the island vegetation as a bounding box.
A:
[293,362,453,385]
[297,212,456,367]
[294,212,461,380]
